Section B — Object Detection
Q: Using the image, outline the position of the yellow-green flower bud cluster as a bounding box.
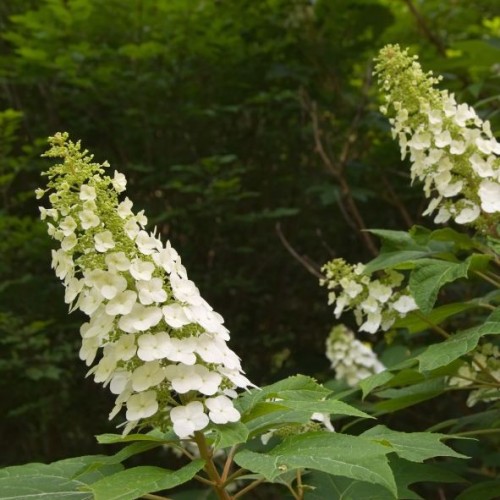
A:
[38,133,253,438]
[375,44,500,231]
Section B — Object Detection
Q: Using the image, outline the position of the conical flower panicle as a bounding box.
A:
[375,44,500,230]
[38,132,254,438]
[321,258,417,334]
[326,324,385,386]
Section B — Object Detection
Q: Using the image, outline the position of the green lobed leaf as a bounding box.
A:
[409,255,491,314]
[392,302,479,334]
[360,370,395,399]
[374,378,446,412]
[409,258,471,314]
[0,456,123,500]
[234,432,397,495]
[417,310,500,372]
[361,425,466,462]
[305,456,464,500]
[364,251,432,274]
[236,375,331,414]
[241,398,370,436]
[96,429,177,445]
[84,460,205,500]
[209,421,249,450]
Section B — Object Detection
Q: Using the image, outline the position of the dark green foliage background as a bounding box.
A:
[0,0,499,470]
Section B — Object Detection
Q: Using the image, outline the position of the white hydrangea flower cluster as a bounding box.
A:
[38,133,254,438]
[325,324,385,387]
[448,343,500,407]
[375,44,500,230]
[320,258,418,334]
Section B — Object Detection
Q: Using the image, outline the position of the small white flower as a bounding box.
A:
[117,197,134,219]
[131,361,166,392]
[78,288,104,315]
[136,231,162,255]
[391,295,418,314]
[79,209,100,229]
[478,180,500,213]
[170,274,203,305]
[80,184,96,201]
[61,233,78,251]
[170,401,209,438]
[105,290,138,316]
[369,281,392,303]
[113,333,137,361]
[137,332,172,361]
[118,303,163,333]
[193,365,222,396]
[167,337,197,365]
[112,170,127,193]
[59,216,77,236]
[94,231,115,252]
[152,241,179,273]
[129,258,155,281]
[91,270,128,300]
[124,219,140,239]
[105,252,131,272]
[79,336,100,366]
[162,303,191,328]
[455,202,480,224]
[195,333,224,363]
[126,391,158,421]
[359,311,382,334]
[311,412,335,432]
[408,132,431,150]
[205,395,240,424]
[136,278,168,305]
[109,370,131,395]
[165,364,202,393]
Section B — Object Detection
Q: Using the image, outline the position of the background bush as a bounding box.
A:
[0,0,499,469]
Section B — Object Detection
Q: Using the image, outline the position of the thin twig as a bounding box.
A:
[276,222,324,279]
[233,478,266,499]
[221,445,238,483]
[414,311,450,339]
[302,90,378,256]
[402,0,446,56]
[381,175,414,227]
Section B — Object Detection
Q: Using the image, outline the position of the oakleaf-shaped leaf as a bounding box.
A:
[234,432,397,495]
[84,460,204,500]
[0,456,123,500]
[361,425,466,462]
[210,421,249,450]
[409,258,471,314]
[417,310,500,372]
[237,375,331,414]
[305,457,463,500]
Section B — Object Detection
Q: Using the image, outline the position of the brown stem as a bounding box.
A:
[221,445,238,483]
[304,95,378,256]
[193,432,231,500]
[414,311,450,339]
[194,474,216,486]
[276,222,324,279]
[474,270,500,288]
[381,175,414,227]
[296,469,304,500]
[402,0,446,56]
[233,478,266,499]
